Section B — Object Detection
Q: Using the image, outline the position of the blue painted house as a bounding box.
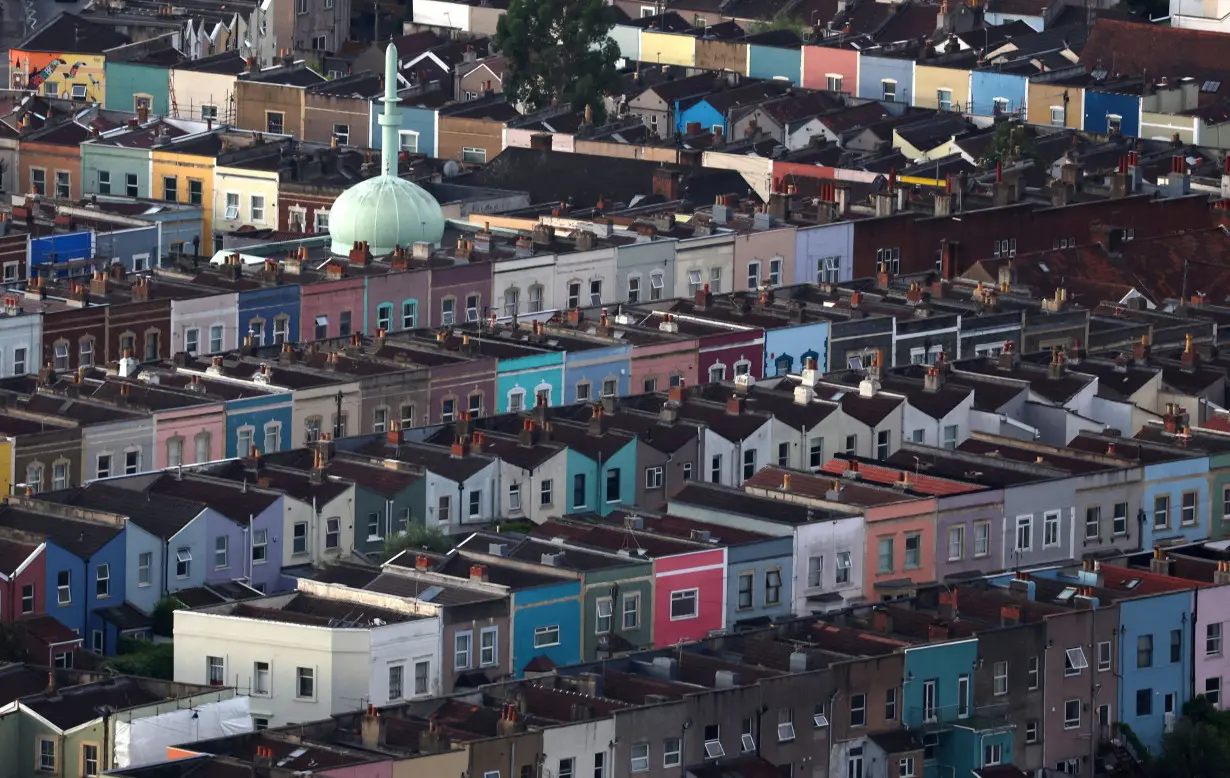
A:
[370,101,438,157]
[510,577,583,675]
[746,40,802,84]
[857,54,915,107]
[36,482,209,629]
[764,319,829,377]
[1118,590,1195,752]
[675,80,795,136]
[969,70,1028,118]
[238,284,301,348]
[222,390,295,458]
[1083,84,1141,136]
[31,232,92,278]
[10,510,129,656]
[498,350,565,413]
[563,343,632,404]
[1141,453,1209,547]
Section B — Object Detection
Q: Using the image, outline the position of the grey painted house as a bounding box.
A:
[727,535,794,629]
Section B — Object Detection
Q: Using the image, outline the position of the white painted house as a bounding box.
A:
[173,579,442,728]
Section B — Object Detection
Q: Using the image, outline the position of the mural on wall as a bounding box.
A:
[8,52,105,102]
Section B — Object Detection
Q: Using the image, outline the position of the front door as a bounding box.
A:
[847,747,863,778]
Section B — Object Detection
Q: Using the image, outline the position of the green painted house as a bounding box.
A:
[81,134,155,199]
[0,672,233,778]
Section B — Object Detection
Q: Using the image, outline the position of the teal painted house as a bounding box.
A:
[510,578,583,675]
[81,139,153,199]
[105,59,173,116]
[552,421,638,517]
[497,350,565,413]
[902,639,1013,778]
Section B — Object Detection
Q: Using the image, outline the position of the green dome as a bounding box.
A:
[328,174,445,257]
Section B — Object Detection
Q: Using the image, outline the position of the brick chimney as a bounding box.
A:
[469,564,488,582]
[694,282,712,309]
[1149,546,1174,576]
[349,241,372,266]
[450,434,468,458]
[652,167,682,200]
[386,420,403,446]
[415,554,431,570]
[924,366,943,393]
[519,418,537,447]
[1000,604,1021,626]
[1133,334,1150,363]
[726,393,744,415]
[588,403,605,436]
[1181,333,1200,370]
[938,589,958,619]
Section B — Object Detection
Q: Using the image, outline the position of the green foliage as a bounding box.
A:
[0,624,30,663]
[1143,696,1230,778]
[748,15,809,37]
[104,640,175,680]
[381,524,454,561]
[979,121,1041,168]
[151,597,183,638]
[1119,721,1153,767]
[493,0,622,121]
[495,519,535,534]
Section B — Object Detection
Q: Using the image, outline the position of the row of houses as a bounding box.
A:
[151,532,1230,778]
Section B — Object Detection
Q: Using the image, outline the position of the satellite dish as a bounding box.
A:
[442,160,462,178]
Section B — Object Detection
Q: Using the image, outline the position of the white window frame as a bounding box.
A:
[669,588,698,620]
[534,624,560,647]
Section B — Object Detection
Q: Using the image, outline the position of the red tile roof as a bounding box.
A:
[1098,562,1206,594]
[819,459,983,496]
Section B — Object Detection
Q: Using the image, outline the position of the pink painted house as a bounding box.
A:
[801,46,859,94]
[629,337,699,395]
[863,496,940,597]
[653,547,726,647]
[153,401,228,468]
[1196,579,1230,708]
[301,274,367,341]
[733,225,798,290]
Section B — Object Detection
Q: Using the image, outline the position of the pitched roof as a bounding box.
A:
[24,678,162,730]
[0,507,122,558]
[0,537,39,577]
[40,483,205,539]
[1080,19,1230,97]
[20,13,131,53]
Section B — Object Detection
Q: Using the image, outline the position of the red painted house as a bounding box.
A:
[0,537,44,623]
[653,547,727,647]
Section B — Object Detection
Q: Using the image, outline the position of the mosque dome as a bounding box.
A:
[328,174,445,256]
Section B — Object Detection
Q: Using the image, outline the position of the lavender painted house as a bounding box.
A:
[1196,581,1230,707]
[430,263,494,329]
[146,473,286,592]
[935,490,1006,581]
[795,221,852,287]
[171,291,241,356]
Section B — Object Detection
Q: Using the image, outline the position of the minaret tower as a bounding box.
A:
[378,43,401,177]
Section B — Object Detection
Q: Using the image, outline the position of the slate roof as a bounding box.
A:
[40,483,205,539]
[365,570,504,605]
[206,461,352,504]
[818,458,984,495]
[672,482,843,524]
[454,147,759,207]
[96,602,153,631]
[24,678,163,730]
[21,13,131,52]
[145,474,278,524]
[1080,19,1230,98]
[0,507,122,558]
[0,537,39,576]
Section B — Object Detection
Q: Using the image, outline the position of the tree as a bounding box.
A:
[1151,696,1230,778]
[381,524,454,561]
[494,0,622,121]
[104,640,175,680]
[979,121,1041,168]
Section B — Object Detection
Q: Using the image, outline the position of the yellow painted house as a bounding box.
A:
[641,31,698,67]
[914,65,972,114]
[152,135,220,252]
[0,436,13,497]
